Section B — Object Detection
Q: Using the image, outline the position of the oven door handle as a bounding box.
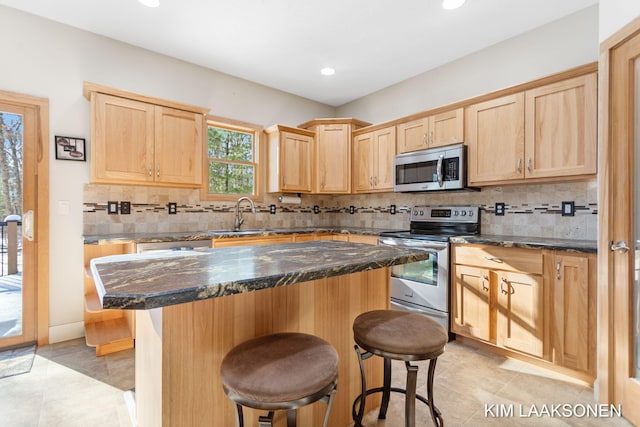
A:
[378,237,447,251]
[436,154,444,187]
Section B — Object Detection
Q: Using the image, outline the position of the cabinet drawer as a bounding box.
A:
[453,244,542,274]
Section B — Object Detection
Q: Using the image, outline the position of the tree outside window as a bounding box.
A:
[206,121,259,198]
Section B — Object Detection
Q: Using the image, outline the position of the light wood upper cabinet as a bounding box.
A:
[87,85,207,188]
[314,123,350,193]
[466,93,525,185]
[466,71,597,186]
[265,125,314,193]
[397,108,464,154]
[525,73,597,179]
[353,125,396,193]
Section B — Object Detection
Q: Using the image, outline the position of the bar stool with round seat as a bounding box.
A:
[220,332,339,427]
[352,310,448,427]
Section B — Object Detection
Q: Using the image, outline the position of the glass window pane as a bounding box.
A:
[207,126,253,162]
[208,161,254,195]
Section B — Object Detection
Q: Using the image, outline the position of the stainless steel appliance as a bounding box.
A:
[394,143,474,192]
[379,205,480,333]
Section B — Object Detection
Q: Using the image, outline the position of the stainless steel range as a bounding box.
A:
[379,205,480,333]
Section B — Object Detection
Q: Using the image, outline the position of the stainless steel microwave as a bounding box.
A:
[394,144,471,192]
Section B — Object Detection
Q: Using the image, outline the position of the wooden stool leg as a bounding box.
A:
[378,357,392,419]
[405,362,419,427]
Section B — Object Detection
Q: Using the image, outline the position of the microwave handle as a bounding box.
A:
[436,154,444,187]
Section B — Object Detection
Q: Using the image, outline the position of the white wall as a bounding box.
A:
[599,0,640,42]
[0,5,335,342]
[336,6,599,123]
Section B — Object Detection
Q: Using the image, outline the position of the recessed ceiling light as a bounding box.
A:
[138,0,160,7]
[320,67,336,76]
[442,0,465,10]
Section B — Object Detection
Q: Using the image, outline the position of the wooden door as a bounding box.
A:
[91,93,154,183]
[352,132,374,193]
[154,106,203,186]
[497,271,544,358]
[0,92,49,348]
[452,265,492,342]
[550,253,596,376]
[429,108,464,148]
[466,93,525,185]
[372,126,396,191]
[280,131,312,192]
[525,73,597,179]
[315,124,350,193]
[396,118,428,153]
[600,21,640,425]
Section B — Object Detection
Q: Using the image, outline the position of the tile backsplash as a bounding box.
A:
[83,180,597,240]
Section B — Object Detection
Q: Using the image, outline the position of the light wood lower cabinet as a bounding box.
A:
[84,243,135,356]
[212,233,379,247]
[452,244,597,382]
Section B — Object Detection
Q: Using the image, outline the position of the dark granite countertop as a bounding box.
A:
[90,240,428,310]
[449,235,597,253]
[83,227,397,245]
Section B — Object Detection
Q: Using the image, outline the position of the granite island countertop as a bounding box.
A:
[450,234,597,253]
[90,240,429,310]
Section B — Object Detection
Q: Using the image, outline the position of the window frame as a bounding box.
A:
[201,115,263,202]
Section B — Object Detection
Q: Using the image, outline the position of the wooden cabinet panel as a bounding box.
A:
[154,106,203,185]
[352,132,375,192]
[265,125,314,193]
[453,244,543,274]
[92,93,155,183]
[466,93,525,185]
[524,73,597,179]
[347,234,379,245]
[452,264,492,342]
[397,118,428,153]
[430,108,464,148]
[315,124,351,193]
[497,271,544,358]
[212,235,293,248]
[352,126,396,193]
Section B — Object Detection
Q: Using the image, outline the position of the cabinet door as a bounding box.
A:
[212,235,293,248]
[549,253,596,375]
[316,124,350,193]
[429,108,464,148]
[352,132,375,192]
[92,93,155,183]
[452,265,492,342]
[396,118,428,153]
[373,126,396,191]
[154,106,203,186]
[524,73,597,179]
[497,271,545,358]
[466,93,525,185]
[281,131,313,192]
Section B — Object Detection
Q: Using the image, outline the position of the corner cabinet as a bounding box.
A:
[466,71,597,186]
[265,125,314,193]
[85,83,208,188]
[352,125,396,193]
[396,107,464,153]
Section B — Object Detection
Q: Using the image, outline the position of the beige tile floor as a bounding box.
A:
[0,338,634,426]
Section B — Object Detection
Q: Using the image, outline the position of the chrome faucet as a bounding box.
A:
[233,197,256,231]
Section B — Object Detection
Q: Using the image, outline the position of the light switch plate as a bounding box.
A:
[269,205,276,214]
[107,201,118,215]
[349,206,355,215]
[120,201,131,215]
[168,202,177,215]
[495,202,505,216]
[313,205,320,214]
[561,201,575,216]
[389,204,396,215]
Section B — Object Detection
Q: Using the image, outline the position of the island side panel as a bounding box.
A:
[150,268,389,427]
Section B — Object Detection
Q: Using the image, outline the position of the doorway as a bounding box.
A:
[0,90,49,349]
[599,16,640,427]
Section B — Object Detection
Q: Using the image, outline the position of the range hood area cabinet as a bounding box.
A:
[265,125,315,193]
[466,71,597,186]
[298,118,371,194]
[352,125,396,193]
[84,82,209,188]
[396,107,464,154]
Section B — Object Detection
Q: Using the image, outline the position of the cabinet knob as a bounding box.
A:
[482,275,489,291]
[148,164,152,176]
[610,240,630,253]
[517,158,522,174]
[429,130,434,145]
[500,277,510,295]
[423,133,427,145]
[556,261,561,280]
[527,157,532,173]
[156,164,160,177]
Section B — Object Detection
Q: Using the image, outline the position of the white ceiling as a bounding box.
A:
[0,0,598,106]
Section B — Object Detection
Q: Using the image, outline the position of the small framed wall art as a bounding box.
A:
[55,136,86,161]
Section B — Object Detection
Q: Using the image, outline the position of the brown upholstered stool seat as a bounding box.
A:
[221,332,338,427]
[352,310,447,427]
[353,310,448,360]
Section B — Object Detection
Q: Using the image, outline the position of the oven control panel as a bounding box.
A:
[410,206,479,223]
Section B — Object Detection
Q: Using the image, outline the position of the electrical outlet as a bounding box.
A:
[120,201,131,215]
[561,201,575,217]
[389,204,396,215]
[269,205,276,214]
[495,202,505,216]
[168,202,177,215]
[313,205,320,214]
[349,206,355,215]
[107,201,119,215]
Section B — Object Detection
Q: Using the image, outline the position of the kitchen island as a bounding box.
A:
[90,240,429,427]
